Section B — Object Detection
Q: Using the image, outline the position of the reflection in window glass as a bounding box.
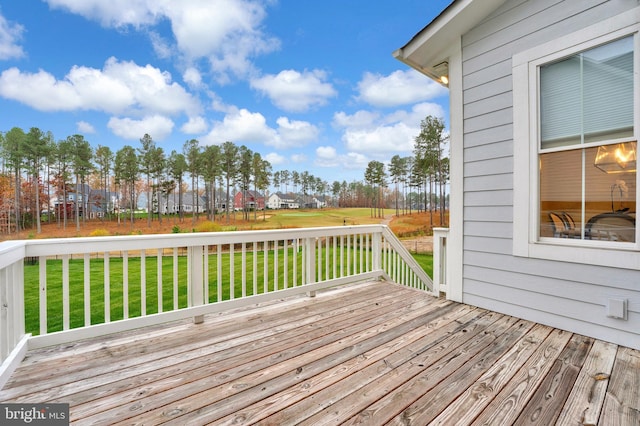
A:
[540,144,636,242]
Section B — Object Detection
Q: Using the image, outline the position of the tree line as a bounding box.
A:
[0,115,449,235]
[362,116,449,225]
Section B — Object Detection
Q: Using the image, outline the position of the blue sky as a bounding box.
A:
[0,0,450,184]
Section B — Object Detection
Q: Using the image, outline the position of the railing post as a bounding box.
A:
[188,245,205,323]
[0,242,28,391]
[372,231,381,277]
[304,237,316,297]
[433,227,449,298]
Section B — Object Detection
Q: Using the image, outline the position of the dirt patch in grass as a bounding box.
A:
[388,211,447,237]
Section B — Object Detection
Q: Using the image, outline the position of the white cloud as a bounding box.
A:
[44,0,159,27]
[342,152,369,169]
[45,0,279,81]
[0,12,25,60]
[357,69,448,108]
[275,117,319,148]
[315,146,368,170]
[202,108,277,145]
[183,67,203,88]
[333,110,380,130]
[76,121,96,134]
[107,115,174,140]
[264,152,285,166]
[291,153,307,163]
[315,146,338,167]
[316,145,336,159]
[342,123,416,153]
[250,69,337,112]
[181,116,208,134]
[0,57,200,117]
[333,102,446,155]
[202,108,319,149]
[149,31,173,59]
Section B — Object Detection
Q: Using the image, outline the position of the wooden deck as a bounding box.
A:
[1,281,638,425]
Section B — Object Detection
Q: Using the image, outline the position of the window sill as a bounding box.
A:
[516,239,640,270]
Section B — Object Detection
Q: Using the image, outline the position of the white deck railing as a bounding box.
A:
[432,227,450,297]
[0,224,434,389]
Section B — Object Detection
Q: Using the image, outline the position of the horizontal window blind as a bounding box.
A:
[540,36,634,149]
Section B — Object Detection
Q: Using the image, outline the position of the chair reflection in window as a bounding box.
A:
[549,211,581,238]
[586,212,636,242]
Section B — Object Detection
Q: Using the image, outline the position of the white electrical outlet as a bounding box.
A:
[606,298,627,320]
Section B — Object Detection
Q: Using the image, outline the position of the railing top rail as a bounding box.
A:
[2,225,388,257]
[0,241,26,270]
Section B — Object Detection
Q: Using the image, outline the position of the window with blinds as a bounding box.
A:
[537,36,636,243]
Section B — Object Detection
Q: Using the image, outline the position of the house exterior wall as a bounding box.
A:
[233,191,265,210]
[460,0,640,348]
[267,193,299,209]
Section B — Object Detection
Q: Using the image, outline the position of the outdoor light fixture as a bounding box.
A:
[433,61,449,87]
[594,142,637,173]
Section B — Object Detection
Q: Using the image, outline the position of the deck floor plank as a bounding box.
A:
[382,318,535,426]
[513,334,595,425]
[142,298,455,425]
[428,323,555,425]
[338,314,523,425]
[599,346,640,425]
[1,281,639,426]
[556,339,618,425]
[2,282,403,402]
[469,327,573,425]
[231,305,481,426]
[73,289,447,424]
[295,309,504,426]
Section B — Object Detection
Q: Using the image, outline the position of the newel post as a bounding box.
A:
[432,227,449,298]
[188,245,205,324]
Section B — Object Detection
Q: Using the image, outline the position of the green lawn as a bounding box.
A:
[264,208,394,228]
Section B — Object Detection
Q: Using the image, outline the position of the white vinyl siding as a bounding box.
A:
[459,0,640,349]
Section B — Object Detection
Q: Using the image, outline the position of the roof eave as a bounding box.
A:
[393,0,507,84]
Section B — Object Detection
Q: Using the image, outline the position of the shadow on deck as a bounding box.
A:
[1,281,638,425]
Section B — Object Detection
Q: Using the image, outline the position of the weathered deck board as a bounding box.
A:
[470,327,573,425]
[1,281,639,425]
[428,323,554,425]
[514,334,594,425]
[599,346,640,425]
[556,339,618,425]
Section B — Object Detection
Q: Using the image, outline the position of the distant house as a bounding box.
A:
[233,190,265,211]
[54,183,91,217]
[395,0,640,349]
[313,195,328,209]
[88,189,119,218]
[157,191,206,214]
[296,195,328,209]
[267,192,299,209]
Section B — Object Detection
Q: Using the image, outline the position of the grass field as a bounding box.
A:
[4,208,400,240]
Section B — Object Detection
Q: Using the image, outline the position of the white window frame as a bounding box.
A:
[513,10,640,270]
